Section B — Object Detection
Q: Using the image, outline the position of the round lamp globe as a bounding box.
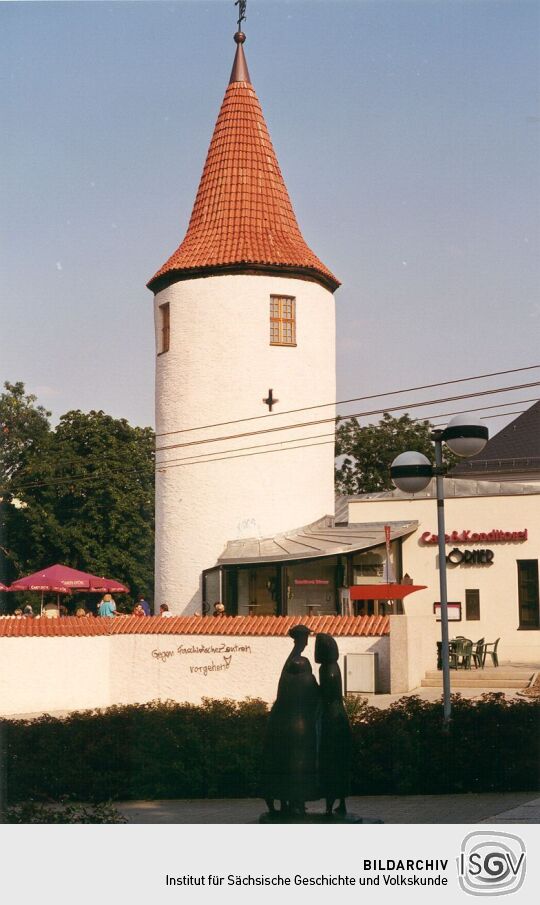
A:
[443,414,488,458]
[390,451,433,494]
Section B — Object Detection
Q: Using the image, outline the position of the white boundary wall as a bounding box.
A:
[388,613,439,693]
[0,633,389,717]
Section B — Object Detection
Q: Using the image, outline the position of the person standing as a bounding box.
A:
[137,595,151,616]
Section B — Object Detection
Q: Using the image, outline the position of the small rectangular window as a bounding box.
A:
[159,302,170,354]
[270,295,296,346]
[465,589,480,621]
[517,560,539,628]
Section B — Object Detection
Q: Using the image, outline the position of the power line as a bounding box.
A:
[11,368,538,478]
[156,379,540,454]
[155,398,537,471]
[156,431,337,470]
[155,364,540,438]
[156,398,538,470]
[5,392,536,492]
[478,409,529,421]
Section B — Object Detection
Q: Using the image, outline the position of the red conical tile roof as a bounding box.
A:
[148,36,339,293]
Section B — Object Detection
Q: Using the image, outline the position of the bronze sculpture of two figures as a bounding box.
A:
[261,625,352,819]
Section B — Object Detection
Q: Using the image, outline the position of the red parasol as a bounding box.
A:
[9,564,129,593]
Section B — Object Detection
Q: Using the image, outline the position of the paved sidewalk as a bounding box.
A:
[360,687,524,707]
[117,791,540,825]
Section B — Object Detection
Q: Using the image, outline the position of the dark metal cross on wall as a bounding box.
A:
[263,389,278,411]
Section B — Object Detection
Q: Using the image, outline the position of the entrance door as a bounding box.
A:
[249,566,278,616]
[517,560,539,628]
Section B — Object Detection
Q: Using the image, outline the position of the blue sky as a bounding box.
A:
[1,0,539,434]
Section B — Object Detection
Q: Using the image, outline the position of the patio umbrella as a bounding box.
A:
[9,564,129,613]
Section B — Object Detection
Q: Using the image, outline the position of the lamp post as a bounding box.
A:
[390,415,488,726]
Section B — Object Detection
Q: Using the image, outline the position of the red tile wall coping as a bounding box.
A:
[148,81,339,292]
[0,615,389,638]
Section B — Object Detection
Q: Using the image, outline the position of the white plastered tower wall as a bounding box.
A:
[155,273,336,613]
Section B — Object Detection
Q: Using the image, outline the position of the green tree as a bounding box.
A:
[0,382,51,577]
[0,382,51,484]
[1,387,155,603]
[335,412,457,495]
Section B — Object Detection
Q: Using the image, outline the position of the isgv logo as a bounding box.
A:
[458,832,526,896]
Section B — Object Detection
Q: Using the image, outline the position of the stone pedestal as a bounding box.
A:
[259,810,383,824]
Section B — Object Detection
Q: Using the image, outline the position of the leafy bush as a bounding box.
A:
[4,800,127,823]
[1,694,537,805]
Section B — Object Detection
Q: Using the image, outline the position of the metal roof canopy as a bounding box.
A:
[218,518,418,566]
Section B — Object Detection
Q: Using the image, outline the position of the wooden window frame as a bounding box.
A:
[465,589,480,621]
[270,295,296,347]
[517,559,540,629]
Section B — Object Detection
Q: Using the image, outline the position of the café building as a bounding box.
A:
[346,478,540,664]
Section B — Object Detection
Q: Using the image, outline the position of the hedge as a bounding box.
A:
[1,694,538,804]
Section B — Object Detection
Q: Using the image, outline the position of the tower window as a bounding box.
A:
[270,295,296,346]
[158,302,170,354]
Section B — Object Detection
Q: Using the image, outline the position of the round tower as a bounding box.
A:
[148,31,340,614]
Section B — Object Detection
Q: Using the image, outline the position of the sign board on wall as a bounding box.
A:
[446,548,494,565]
[433,602,462,621]
[294,579,329,586]
[421,529,527,545]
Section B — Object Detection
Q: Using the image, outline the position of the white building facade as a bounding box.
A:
[347,480,540,664]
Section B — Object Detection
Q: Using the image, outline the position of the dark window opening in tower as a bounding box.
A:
[159,302,170,354]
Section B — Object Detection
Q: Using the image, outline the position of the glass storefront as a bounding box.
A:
[285,557,338,617]
[351,542,403,617]
[208,539,403,616]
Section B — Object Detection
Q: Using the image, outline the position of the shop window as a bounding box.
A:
[285,558,337,617]
[158,302,170,354]
[236,566,278,616]
[352,543,398,583]
[270,295,296,346]
[517,560,539,629]
[465,589,480,621]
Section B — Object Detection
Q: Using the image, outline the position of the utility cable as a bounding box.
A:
[155,364,540,438]
[155,379,540,454]
[156,398,538,470]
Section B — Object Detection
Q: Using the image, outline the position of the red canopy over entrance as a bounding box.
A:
[349,584,426,601]
[9,564,129,593]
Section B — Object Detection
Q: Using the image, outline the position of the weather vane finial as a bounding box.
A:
[235,0,247,33]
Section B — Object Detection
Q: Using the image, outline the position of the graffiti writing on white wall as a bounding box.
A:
[151,641,252,676]
[190,656,232,676]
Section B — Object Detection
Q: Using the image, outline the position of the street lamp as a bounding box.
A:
[390,415,488,725]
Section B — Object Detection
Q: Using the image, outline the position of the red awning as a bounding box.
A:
[349,584,426,600]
